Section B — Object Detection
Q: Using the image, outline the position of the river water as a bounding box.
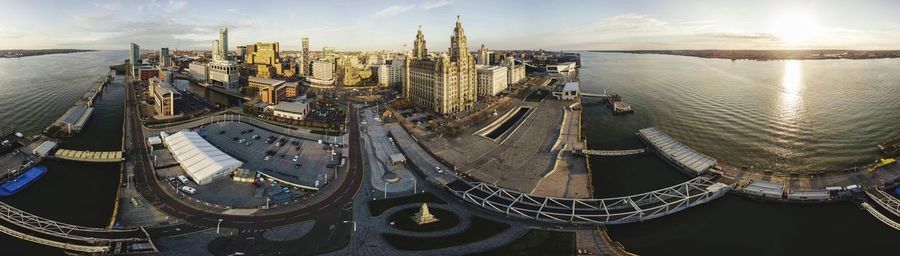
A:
[581,52,900,255]
[0,51,126,254]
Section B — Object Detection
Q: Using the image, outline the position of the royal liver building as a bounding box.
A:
[404,17,478,115]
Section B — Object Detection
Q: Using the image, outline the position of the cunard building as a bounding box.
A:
[403,16,477,115]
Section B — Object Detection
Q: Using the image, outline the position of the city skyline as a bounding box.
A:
[2,0,900,51]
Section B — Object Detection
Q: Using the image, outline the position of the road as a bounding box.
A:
[125,83,365,234]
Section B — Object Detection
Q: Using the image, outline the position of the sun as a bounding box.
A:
[770,12,819,45]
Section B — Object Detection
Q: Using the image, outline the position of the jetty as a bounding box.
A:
[44,75,112,137]
[54,149,124,163]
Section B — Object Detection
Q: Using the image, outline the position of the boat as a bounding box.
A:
[0,166,48,196]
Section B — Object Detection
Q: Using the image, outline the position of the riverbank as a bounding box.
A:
[1,49,95,58]
[595,49,900,61]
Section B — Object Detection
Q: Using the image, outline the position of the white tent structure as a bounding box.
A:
[163,131,242,185]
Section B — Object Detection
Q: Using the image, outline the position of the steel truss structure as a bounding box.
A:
[866,188,900,217]
[0,201,157,254]
[447,176,732,224]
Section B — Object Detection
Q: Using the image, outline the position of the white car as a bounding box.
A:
[177,175,189,184]
[434,166,443,173]
[293,155,299,162]
[179,186,197,195]
[264,155,271,161]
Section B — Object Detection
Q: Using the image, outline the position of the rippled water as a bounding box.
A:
[0,51,125,135]
[0,51,126,254]
[580,52,900,173]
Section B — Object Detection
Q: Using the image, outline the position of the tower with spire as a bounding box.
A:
[403,16,478,115]
[413,25,428,59]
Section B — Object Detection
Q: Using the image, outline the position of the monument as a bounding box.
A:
[412,203,439,225]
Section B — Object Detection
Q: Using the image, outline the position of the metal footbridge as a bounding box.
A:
[446,175,732,224]
[579,148,646,156]
[0,201,156,254]
[862,188,900,231]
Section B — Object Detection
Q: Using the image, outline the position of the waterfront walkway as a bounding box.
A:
[580,149,646,156]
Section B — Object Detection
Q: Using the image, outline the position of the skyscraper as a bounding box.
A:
[403,16,477,115]
[129,43,140,67]
[219,26,228,61]
[159,47,170,69]
[301,37,310,75]
[129,43,140,79]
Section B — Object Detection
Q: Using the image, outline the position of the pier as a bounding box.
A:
[581,91,634,114]
[54,149,124,162]
[637,127,717,175]
[44,75,112,137]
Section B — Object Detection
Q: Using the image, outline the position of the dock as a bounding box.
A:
[581,91,634,114]
[54,149,123,162]
[44,75,112,137]
[637,127,717,175]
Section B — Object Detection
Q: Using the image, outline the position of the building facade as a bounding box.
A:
[476,65,508,97]
[301,37,310,75]
[249,77,297,105]
[245,42,283,78]
[504,56,526,85]
[403,17,477,115]
[272,101,309,120]
[312,59,335,81]
[188,62,209,82]
[129,43,140,78]
[159,47,171,69]
[208,61,239,89]
[150,77,181,116]
[476,44,490,65]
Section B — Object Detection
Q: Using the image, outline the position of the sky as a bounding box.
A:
[1,0,900,51]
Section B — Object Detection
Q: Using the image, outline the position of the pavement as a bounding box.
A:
[359,107,416,194]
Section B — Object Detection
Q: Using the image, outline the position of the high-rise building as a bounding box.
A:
[149,77,182,116]
[503,56,526,85]
[245,42,283,78]
[377,64,389,87]
[129,43,140,78]
[211,40,220,61]
[389,57,404,87]
[219,27,228,60]
[403,16,478,115]
[159,47,171,69]
[208,61,239,89]
[301,37,310,75]
[236,46,247,62]
[476,44,490,65]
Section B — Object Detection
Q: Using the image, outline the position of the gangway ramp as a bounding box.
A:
[865,188,900,217]
[54,149,124,162]
[580,149,646,156]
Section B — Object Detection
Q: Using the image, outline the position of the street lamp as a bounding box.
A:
[217,219,223,234]
[342,220,356,232]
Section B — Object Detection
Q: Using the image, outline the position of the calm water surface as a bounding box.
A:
[581,52,900,255]
[0,51,126,254]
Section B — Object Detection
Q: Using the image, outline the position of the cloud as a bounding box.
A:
[373,5,415,18]
[165,0,187,13]
[420,0,454,10]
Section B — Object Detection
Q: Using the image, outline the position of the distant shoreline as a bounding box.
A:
[590,50,900,61]
[0,49,96,58]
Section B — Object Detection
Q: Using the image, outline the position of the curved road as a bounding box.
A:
[125,84,364,231]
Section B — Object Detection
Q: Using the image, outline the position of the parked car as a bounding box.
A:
[179,186,197,195]
[177,175,190,184]
[293,155,299,162]
[434,166,443,174]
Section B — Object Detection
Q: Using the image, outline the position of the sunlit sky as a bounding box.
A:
[1,0,899,51]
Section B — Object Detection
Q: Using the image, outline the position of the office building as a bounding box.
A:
[272,101,309,120]
[245,42,283,78]
[403,17,478,115]
[149,77,182,116]
[159,47,171,69]
[504,56,526,85]
[476,65,508,97]
[208,61,239,89]
[188,62,208,82]
[389,57,404,87]
[302,37,310,75]
[377,64,390,87]
[236,46,247,62]
[312,59,335,81]
[249,77,297,105]
[477,44,490,65]
[129,43,140,78]
[219,26,228,60]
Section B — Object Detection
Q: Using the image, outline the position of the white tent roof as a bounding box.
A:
[164,131,242,184]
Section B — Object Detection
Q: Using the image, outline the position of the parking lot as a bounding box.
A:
[197,121,334,190]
